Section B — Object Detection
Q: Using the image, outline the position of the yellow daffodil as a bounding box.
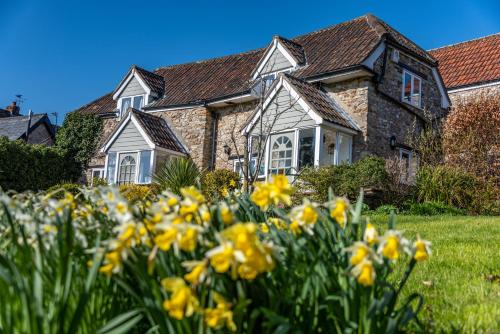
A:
[220,204,233,225]
[167,197,178,207]
[204,293,236,332]
[289,199,318,233]
[330,198,348,228]
[269,175,293,206]
[289,220,301,234]
[99,250,122,276]
[161,278,198,320]
[178,227,198,252]
[229,179,236,187]
[346,242,372,266]
[378,230,408,260]
[154,227,178,251]
[413,235,431,262]
[207,245,234,273]
[268,217,286,230]
[353,259,376,287]
[363,222,379,245]
[250,183,271,210]
[259,223,269,234]
[180,186,205,203]
[221,187,229,198]
[183,261,207,284]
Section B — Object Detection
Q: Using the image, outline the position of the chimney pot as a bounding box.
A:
[6,101,20,116]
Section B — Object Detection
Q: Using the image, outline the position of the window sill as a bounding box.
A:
[401,99,424,111]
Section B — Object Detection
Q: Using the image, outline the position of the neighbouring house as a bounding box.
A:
[76,14,450,185]
[0,102,56,146]
[429,33,500,102]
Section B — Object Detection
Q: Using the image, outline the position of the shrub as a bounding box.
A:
[46,183,82,199]
[55,111,103,178]
[153,157,201,195]
[201,169,240,201]
[408,201,466,216]
[374,204,400,215]
[298,156,389,203]
[0,137,75,192]
[443,92,499,182]
[119,184,158,203]
[91,177,108,187]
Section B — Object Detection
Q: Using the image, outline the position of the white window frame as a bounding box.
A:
[399,148,417,183]
[104,149,155,185]
[401,70,422,108]
[91,168,105,185]
[334,132,353,165]
[118,94,145,118]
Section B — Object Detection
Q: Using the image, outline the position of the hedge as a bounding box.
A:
[0,137,76,192]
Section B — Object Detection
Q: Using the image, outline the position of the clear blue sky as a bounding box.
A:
[1,0,498,124]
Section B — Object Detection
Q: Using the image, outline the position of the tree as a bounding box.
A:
[56,111,103,179]
[443,92,500,183]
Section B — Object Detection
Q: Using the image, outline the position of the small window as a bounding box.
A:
[133,96,144,110]
[250,136,266,177]
[298,128,315,169]
[138,151,152,184]
[402,70,422,108]
[120,95,144,116]
[120,97,131,115]
[399,148,418,183]
[91,168,105,185]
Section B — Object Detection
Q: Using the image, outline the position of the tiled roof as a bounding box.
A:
[283,74,359,130]
[78,14,435,112]
[429,34,500,89]
[134,66,165,96]
[131,109,186,153]
[0,108,10,118]
[276,36,306,65]
[0,114,50,140]
[76,93,115,114]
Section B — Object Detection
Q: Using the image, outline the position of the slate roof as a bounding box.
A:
[429,34,500,89]
[0,108,10,118]
[283,74,359,130]
[134,66,165,96]
[130,109,186,153]
[77,14,436,113]
[0,114,51,140]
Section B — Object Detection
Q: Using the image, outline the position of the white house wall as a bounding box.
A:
[260,48,293,75]
[120,76,146,98]
[250,87,315,135]
[109,120,150,152]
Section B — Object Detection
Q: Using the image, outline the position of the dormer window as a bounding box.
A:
[120,95,144,116]
[402,70,422,108]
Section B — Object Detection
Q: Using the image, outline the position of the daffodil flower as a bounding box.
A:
[161,277,199,320]
[413,235,431,262]
[204,292,237,332]
[363,222,379,245]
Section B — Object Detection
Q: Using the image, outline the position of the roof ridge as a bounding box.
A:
[291,14,369,40]
[428,32,500,51]
[154,48,264,72]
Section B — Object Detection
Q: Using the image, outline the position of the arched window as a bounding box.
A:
[270,135,293,175]
[118,155,136,184]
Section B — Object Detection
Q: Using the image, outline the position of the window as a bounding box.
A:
[91,168,105,185]
[106,152,117,184]
[262,73,276,92]
[138,151,152,184]
[120,95,144,116]
[402,70,422,107]
[250,136,266,177]
[399,148,418,183]
[118,154,137,184]
[336,133,352,164]
[233,158,265,178]
[298,128,315,169]
[269,134,293,175]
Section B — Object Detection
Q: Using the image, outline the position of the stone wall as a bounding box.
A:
[448,83,500,104]
[323,78,370,161]
[154,107,213,169]
[211,101,257,171]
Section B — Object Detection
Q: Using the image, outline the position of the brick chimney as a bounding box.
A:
[6,101,20,116]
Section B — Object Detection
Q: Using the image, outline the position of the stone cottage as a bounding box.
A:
[76,14,450,185]
[429,33,499,103]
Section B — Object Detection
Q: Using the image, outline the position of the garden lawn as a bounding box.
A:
[371,215,500,333]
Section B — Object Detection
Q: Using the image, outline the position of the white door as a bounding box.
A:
[269,132,295,180]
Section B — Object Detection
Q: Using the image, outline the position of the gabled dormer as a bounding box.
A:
[112,65,165,118]
[251,36,306,81]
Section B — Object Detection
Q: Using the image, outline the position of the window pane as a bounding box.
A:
[118,154,137,184]
[412,77,421,107]
[337,134,351,164]
[403,72,412,102]
[298,128,315,169]
[138,151,151,183]
[107,153,117,184]
[121,98,131,115]
[133,96,143,110]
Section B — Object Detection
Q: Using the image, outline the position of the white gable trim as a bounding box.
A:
[362,41,386,69]
[251,38,299,80]
[431,67,451,108]
[101,112,155,153]
[243,76,323,134]
[447,80,500,93]
[113,69,152,101]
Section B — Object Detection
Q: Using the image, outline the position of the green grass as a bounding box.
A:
[371,215,500,333]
